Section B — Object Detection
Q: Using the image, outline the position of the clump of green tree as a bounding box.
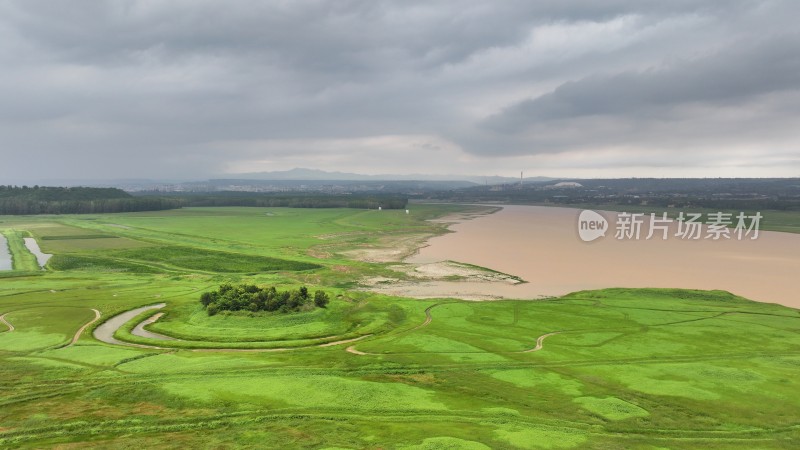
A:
[200,283,330,316]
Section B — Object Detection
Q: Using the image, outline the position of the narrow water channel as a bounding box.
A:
[23,237,52,269]
[0,235,12,271]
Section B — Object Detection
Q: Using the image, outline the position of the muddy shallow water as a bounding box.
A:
[0,235,11,271]
[23,237,52,268]
[94,303,167,346]
[406,205,800,309]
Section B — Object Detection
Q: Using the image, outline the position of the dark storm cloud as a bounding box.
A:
[471,31,800,154]
[485,36,800,129]
[0,0,797,180]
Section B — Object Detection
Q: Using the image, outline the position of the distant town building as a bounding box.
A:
[552,182,583,188]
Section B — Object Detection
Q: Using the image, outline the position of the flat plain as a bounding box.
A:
[1,205,799,449]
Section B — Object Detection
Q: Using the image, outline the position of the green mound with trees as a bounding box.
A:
[200,283,330,315]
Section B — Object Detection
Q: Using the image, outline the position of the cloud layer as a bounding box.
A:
[0,0,797,180]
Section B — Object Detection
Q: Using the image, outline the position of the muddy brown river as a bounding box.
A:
[407,205,800,309]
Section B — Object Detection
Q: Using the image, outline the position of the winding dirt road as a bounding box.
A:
[346,303,438,356]
[66,309,101,347]
[0,313,14,332]
[519,331,561,353]
[345,345,367,355]
[415,305,435,330]
[345,302,561,356]
[317,334,373,347]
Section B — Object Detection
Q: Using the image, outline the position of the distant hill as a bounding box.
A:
[228,168,555,185]
[184,178,477,192]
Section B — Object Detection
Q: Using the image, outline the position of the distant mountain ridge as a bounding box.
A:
[227,168,555,184]
[5,169,555,191]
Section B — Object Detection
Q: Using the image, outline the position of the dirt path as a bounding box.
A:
[346,303,438,355]
[317,334,372,347]
[0,313,14,332]
[195,334,375,353]
[66,309,101,346]
[518,331,561,353]
[345,345,367,355]
[418,306,434,329]
[345,329,562,356]
[345,302,562,356]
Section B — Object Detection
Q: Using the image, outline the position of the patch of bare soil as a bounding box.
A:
[340,233,432,263]
[306,248,333,259]
[358,259,524,301]
[392,261,522,283]
[426,206,502,224]
[0,313,14,332]
[66,309,101,346]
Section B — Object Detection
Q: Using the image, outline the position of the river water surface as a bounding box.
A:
[407,205,800,309]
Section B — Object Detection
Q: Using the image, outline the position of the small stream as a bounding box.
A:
[23,238,52,269]
[0,235,11,271]
[93,303,167,346]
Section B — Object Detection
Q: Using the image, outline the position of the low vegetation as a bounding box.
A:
[110,245,320,273]
[47,254,159,273]
[1,205,798,448]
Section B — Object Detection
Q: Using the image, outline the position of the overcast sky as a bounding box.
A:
[1,0,798,181]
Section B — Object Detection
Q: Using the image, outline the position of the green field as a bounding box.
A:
[1,206,799,448]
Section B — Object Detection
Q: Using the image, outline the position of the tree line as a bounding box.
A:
[0,186,180,214]
[0,185,132,200]
[0,197,182,215]
[200,283,330,316]
[155,193,408,210]
[0,186,407,214]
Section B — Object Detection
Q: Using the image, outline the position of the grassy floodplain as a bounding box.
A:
[1,205,799,448]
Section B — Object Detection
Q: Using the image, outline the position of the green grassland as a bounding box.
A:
[1,206,799,448]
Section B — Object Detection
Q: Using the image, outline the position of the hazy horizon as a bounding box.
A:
[4,166,800,188]
[1,1,798,181]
